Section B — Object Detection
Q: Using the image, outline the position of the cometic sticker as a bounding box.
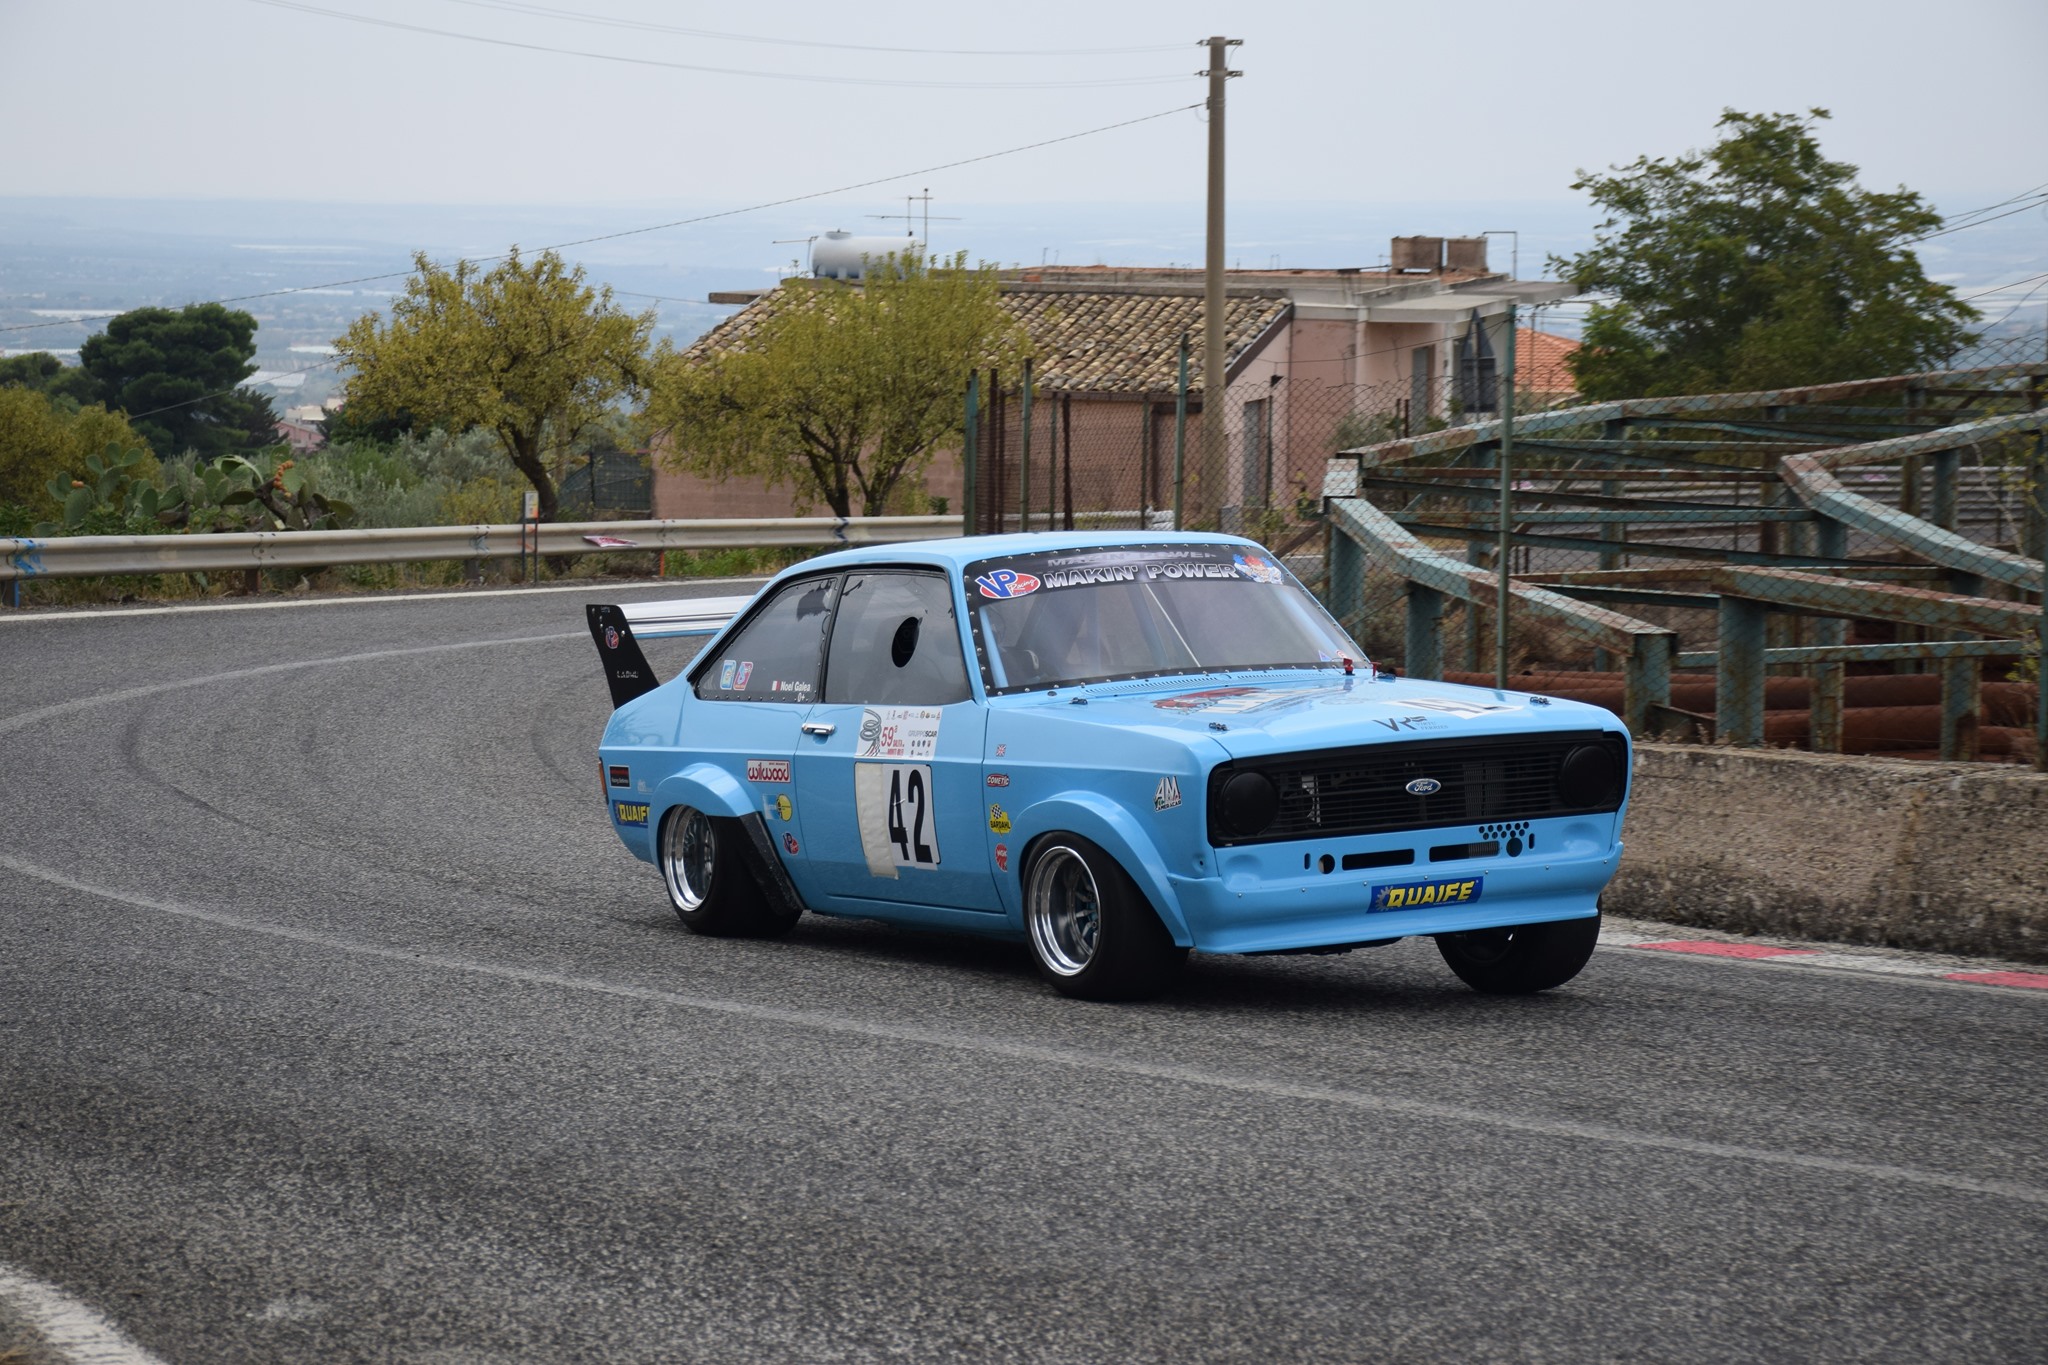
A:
[986,773,1010,788]
[747,759,791,784]
[975,568,1041,599]
[613,801,650,828]
[1368,875,1483,912]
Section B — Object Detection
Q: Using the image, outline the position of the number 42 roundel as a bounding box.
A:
[854,763,940,876]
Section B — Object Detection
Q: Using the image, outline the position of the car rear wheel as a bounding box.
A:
[660,806,793,937]
[1024,836,1187,1001]
[1435,913,1599,994]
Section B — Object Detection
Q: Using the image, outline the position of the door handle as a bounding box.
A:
[800,722,836,737]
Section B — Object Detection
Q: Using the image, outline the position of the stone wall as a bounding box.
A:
[1608,744,2048,962]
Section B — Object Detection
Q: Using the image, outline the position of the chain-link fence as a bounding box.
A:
[558,443,653,519]
[1315,339,2046,768]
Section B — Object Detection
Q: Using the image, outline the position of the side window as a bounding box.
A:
[694,575,838,702]
[823,572,971,706]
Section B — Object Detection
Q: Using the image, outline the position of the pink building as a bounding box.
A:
[653,240,1572,532]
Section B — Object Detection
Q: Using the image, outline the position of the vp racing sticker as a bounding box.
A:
[975,568,1041,599]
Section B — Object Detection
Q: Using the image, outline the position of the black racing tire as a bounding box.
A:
[659,806,793,937]
[1435,913,1600,994]
[1023,835,1188,1001]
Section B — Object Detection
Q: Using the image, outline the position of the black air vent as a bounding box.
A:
[1206,730,1627,847]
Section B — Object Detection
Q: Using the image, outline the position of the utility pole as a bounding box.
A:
[1201,36,1241,506]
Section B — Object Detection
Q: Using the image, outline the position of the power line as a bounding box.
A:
[1910,195,2048,244]
[246,0,1187,87]
[0,101,1202,337]
[431,0,1186,56]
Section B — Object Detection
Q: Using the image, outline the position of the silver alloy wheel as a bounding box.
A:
[1026,844,1102,977]
[662,806,716,912]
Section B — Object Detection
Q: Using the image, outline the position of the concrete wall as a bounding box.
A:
[1609,744,2048,962]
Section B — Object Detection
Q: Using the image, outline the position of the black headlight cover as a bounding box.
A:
[1216,770,1280,838]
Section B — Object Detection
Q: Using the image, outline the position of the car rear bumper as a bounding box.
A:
[1167,835,1620,954]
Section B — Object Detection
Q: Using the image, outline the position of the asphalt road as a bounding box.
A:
[2,583,2044,1364]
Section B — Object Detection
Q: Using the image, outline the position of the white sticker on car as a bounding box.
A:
[856,706,942,761]
[1405,696,1520,717]
[854,763,939,875]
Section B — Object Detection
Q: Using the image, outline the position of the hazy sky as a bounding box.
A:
[5,0,2044,216]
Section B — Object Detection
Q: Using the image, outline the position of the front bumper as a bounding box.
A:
[1168,817,1621,954]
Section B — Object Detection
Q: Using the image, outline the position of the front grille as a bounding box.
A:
[1206,730,1626,847]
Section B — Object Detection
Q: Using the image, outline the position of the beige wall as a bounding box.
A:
[1609,745,2048,962]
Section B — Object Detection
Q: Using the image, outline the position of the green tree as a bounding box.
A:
[0,385,156,513]
[0,352,102,407]
[643,250,1030,517]
[334,249,655,522]
[1555,110,1978,400]
[79,303,278,458]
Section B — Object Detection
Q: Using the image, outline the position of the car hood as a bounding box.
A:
[1035,673,1620,759]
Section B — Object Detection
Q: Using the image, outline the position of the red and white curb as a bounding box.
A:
[1598,929,2048,992]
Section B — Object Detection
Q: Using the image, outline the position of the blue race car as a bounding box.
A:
[590,533,1630,1000]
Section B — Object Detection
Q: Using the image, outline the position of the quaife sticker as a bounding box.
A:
[857,706,941,761]
[613,801,650,828]
[746,759,791,784]
[854,763,939,876]
[1369,875,1483,912]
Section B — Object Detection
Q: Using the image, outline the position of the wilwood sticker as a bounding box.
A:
[746,759,791,784]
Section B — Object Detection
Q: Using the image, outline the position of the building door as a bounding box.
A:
[1411,346,1437,424]
[1241,397,1267,506]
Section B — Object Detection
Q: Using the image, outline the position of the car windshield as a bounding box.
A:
[965,543,1366,694]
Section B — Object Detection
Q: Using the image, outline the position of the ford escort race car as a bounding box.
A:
[589,533,1631,1000]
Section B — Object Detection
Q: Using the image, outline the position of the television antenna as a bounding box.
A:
[772,235,820,277]
[867,187,959,245]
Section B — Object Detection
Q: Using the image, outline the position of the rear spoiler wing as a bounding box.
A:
[586,593,756,710]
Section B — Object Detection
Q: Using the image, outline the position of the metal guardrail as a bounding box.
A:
[0,515,963,584]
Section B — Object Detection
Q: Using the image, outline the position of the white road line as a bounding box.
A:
[7,851,2047,1212]
[0,1262,168,1365]
[0,577,763,625]
[0,632,581,739]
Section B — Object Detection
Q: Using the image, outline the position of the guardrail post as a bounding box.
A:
[1623,630,1672,738]
[1930,448,1959,531]
[1717,596,1768,747]
[1327,525,1364,635]
[1940,655,1981,762]
[1405,583,1444,680]
[1809,514,1848,753]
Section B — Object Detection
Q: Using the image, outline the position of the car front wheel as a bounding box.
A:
[1024,836,1187,1001]
[1434,913,1599,994]
[660,806,795,937]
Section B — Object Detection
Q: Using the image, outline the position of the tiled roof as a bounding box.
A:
[681,283,1291,396]
[1518,328,1580,397]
